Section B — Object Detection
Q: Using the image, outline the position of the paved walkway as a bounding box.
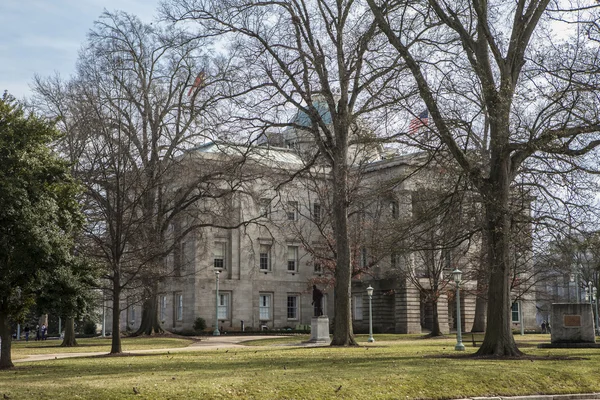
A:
[14,335,287,363]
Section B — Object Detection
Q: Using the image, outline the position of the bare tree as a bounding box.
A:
[162,0,411,346]
[33,11,248,352]
[368,0,600,355]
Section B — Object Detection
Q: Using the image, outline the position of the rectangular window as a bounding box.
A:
[287,245,298,272]
[259,198,271,218]
[259,244,271,271]
[391,252,398,269]
[287,295,299,320]
[175,293,183,321]
[313,203,321,224]
[287,201,298,221]
[314,261,322,274]
[174,244,182,277]
[259,294,271,320]
[160,295,167,322]
[130,306,135,324]
[511,302,520,323]
[353,294,363,320]
[218,293,230,320]
[361,247,368,269]
[166,252,174,270]
[214,242,226,270]
[443,249,452,273]
[391,200,399,219]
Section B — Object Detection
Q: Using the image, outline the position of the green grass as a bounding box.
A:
[241,333,424,346]
[10,337,193,359]
[2,334,600,399]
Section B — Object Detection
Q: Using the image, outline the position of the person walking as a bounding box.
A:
[41,324,47,340]
[24,325,30,341]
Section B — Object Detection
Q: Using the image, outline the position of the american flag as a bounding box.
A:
[408,109,428,135]
[187,70,206,96]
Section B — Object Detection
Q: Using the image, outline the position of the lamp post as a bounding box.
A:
[367,285,375,343]
[101,289,106,337]
[586,282,598,336]
[213,270,221,336]
[592,287,600,335]
[452,269,465,351]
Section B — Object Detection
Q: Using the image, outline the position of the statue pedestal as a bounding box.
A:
[308,316,331,344]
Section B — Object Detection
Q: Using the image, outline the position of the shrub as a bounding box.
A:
[83,319,98,335]
[193,317,206,331]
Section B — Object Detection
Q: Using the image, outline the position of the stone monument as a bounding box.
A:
[538,303,599,348]
[308,285,330,344]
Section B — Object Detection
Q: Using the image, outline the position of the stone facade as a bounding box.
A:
[109,139,537,336]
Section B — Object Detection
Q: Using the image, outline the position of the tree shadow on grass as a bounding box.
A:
[427,353,590,361]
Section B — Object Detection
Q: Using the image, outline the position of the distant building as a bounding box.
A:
[109,104,537,335]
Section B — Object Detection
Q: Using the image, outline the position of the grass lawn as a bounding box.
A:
[1,334,600,399]
[242,333,425,346]
[10,337,194,359]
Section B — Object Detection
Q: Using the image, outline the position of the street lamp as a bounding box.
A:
[367,285,375,343]
[586,281,598,336]
[452,269,465,351]
[594,286,599,336]
[213,270,221,336]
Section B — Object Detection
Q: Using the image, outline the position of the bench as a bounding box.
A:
[470,333,485,347]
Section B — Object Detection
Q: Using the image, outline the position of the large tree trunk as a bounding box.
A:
[134,288,164,336]
[0,310,14,369]
[61,317,77,347]
[110,279,122,354]
[471,281,487,332]
[471,221,489,332]
[429,296,442,337]
[330,155,357,346]
[476,158,522,356]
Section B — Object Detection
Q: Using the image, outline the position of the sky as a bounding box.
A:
[1,0,161,101]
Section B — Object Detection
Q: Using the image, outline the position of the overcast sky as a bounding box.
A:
[1,0,160,101]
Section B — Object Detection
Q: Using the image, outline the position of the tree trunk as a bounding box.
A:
[110,280,122,354]
[471,221,489,332]
[61,317,78,347]
[429,297,442,337]
[330,155,357,346]
[0,310,14,369]
[134,289,164,336]
[471,284,487,332]
[476,163,522,356]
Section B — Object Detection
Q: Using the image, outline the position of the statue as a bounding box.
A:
[312,285,324,316]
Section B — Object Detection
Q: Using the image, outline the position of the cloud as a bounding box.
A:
[0,0,160,99]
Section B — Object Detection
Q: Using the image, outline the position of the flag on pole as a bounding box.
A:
[187,71,206,96]
[408,109,428,135]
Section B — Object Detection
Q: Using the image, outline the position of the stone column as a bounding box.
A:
[395,280,421,334]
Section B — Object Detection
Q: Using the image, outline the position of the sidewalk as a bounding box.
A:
[14,335,284,363]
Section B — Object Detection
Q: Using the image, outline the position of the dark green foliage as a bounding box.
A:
[82,319,98,335]
[194,317,207,332]
[0,93,82,368]
[36,258,99,322]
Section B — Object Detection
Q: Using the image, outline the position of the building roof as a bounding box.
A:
[190,141,306,167]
